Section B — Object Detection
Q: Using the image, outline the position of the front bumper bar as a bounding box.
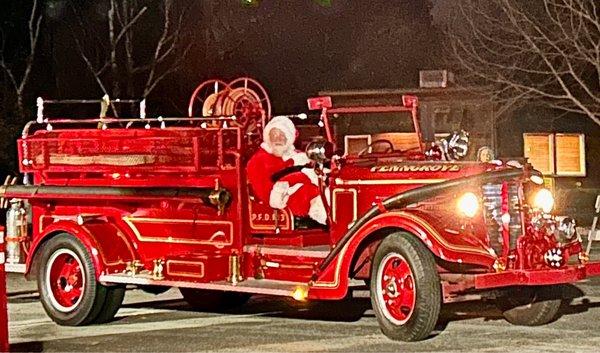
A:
[473,261,600,289]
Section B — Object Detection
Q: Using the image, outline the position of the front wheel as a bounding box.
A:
[497,285,563,326]
[36,233,123,325]
[370,232,441,341]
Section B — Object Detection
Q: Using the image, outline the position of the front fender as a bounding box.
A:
[26,220,136,280]
[309,211,496,299]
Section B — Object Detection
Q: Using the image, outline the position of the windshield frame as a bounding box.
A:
[320,103,423,155]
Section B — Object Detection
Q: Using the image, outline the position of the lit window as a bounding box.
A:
[523,133,585,177]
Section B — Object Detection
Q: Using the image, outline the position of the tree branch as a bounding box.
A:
[448,0,600,127]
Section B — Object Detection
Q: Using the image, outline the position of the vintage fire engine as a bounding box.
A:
[2,77,600,342]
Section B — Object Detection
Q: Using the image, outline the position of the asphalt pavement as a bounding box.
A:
[6,272,600,352]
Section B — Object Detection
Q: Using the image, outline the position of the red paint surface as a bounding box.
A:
[47,251,84,309]
[379,253,415,323]
[0,227,9,352]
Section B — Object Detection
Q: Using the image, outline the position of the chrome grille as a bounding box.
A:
[482,183,522,256]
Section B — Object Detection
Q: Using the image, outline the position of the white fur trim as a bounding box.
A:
[308,196,327,225]
[264,116,296,143]
[301,168,319,186]
[290,151,310,166]
[263,116,296,159]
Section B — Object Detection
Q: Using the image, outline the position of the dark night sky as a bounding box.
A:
[3,0,446,114]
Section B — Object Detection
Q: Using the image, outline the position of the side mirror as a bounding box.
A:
[306,140,334,163]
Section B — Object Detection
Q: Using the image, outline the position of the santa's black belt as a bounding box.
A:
[270,165,308,183]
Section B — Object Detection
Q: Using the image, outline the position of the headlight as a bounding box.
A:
[457,192,479,218]
[533,188,554,213]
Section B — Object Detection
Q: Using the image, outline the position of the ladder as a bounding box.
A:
[585,195,600,255]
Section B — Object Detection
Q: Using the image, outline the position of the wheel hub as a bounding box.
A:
[385,279,399,298]
[46,249,85,312]
[377,252,416,325]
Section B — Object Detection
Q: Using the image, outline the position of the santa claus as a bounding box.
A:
[246,116,327,225]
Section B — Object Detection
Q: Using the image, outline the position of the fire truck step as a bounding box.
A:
[242,244,328,282]
[99,274,307,298]
[5,263,26,273]
[243,244,330,258]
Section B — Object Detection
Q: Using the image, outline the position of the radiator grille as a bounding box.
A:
[482,183,522,256]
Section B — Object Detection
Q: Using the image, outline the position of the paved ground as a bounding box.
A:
[6,273,600,352]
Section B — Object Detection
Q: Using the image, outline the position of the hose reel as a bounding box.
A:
[187,77,271,138]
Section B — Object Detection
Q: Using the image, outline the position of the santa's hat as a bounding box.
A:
[263,116,297,147]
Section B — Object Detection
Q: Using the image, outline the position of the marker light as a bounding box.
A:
[457,192,479,218]
[292,287,308,301]
[530,175,544,185]
[533,188,554,213]
[501,213,511,225]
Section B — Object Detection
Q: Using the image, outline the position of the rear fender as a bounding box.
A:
[26,219,136,280]
[309,211,495,299]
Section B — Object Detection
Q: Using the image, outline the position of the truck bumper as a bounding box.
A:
[474,261,600,289]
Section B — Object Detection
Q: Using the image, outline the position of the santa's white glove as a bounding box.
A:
[269,181,303,209]
[290,152,311,166]
[270,181,290,209]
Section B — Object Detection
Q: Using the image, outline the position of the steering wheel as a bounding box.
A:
[359,139,394,156]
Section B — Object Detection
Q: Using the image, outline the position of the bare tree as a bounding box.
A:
[447,0,600,126]
[72,0,192,103]
[0,0,42,119]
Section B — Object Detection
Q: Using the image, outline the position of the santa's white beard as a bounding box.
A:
[271,144,288,157]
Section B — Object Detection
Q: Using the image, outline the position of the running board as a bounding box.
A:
[243,244,330,258]
[99,274,307,298]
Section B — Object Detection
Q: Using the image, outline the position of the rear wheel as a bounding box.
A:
[93,285,126,324]
[37,233,115,326]
[497,285,563,326]
[179,288,251,311]
[370,232,441,341]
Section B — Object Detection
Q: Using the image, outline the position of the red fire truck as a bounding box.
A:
[2,77,600,342]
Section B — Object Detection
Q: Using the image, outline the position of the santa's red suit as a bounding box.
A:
[247,116,327,224]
